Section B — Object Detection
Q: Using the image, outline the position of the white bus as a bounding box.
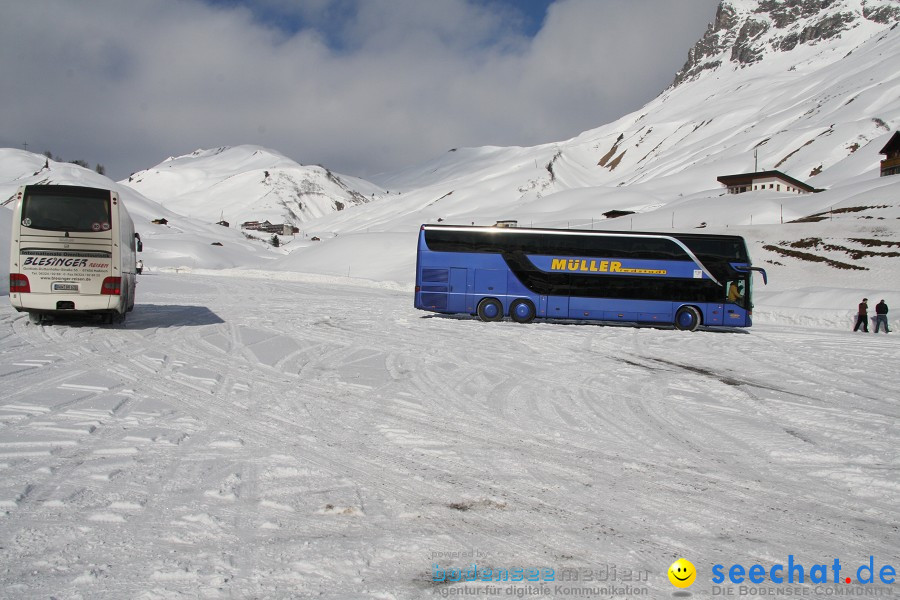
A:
[8,184,143,324]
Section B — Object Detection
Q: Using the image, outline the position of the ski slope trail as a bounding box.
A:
[0,272,897,598]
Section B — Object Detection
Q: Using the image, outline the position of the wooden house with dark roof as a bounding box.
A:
[716,170,821,195]
[879,132,900,177]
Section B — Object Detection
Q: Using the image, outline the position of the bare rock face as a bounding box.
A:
[672,3,738,87]
[731,17,771,64]
[672,0,900,87]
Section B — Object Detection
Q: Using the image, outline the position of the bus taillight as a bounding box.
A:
[10,274,30,293]
[101,277,122,295]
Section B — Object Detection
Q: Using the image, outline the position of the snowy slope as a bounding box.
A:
[123,145,386,227]
[302,0,900,236]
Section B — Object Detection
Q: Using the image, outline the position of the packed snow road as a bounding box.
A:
[0,271,897,599]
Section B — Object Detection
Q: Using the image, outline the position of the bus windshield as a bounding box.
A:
[725,278,749,309]
[22,193,111,233]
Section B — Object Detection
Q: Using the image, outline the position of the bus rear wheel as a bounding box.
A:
[509,299,536,324]
[674,306,701,331]
[476,298,503,322]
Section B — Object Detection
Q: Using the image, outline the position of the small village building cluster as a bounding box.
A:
[241,220,299,235]
[716,170,820,195]
[717,131,899,195]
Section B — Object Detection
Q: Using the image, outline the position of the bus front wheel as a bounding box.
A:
[476,298,503,322]
[674,306,702,331]
[510,299,536,324]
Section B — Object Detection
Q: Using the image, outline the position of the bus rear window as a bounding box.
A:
[22,193,111,233]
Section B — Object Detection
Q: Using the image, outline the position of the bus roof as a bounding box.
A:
[420,223,746,243]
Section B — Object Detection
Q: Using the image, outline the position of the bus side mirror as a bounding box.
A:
[735,265,768,285]
[135,233,143,252]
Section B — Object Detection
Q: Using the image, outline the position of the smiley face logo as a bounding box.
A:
[668,558,696,588]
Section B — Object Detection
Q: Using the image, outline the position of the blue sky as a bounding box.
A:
[472,0,553,36]
[205,0,554,39]
[0,0,720,180]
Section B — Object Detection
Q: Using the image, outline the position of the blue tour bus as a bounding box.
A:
[414,224,767,330]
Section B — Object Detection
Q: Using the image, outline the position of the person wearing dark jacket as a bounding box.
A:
[853,298,869,332]
[874,299,890,333]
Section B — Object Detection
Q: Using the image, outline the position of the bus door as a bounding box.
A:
[447,267,468,312]
[705,301,725,325]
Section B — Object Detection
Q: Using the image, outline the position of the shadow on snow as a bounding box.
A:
[28,304,224,329]
[419,313,749,334]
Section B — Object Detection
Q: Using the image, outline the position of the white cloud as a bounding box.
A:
[0,0,719,180]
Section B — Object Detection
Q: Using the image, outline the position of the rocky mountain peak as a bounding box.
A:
[672,0,900,87]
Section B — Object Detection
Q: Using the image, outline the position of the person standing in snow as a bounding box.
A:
[853,298,869,332]
[874,299,890,333]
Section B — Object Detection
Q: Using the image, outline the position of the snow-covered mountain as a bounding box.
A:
[675,0,900,85]
[303,0,900,234]
[123,145,385,227]
[72,0,897,247]
[269,0,900,293]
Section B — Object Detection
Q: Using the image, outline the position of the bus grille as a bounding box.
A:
[420,293,448,310]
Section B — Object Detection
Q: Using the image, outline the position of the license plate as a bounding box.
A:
[52,282,79,292]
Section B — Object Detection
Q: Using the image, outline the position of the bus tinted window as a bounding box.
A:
[424,228,693,259]
[503,254,723,301]
[22,193,111,233]
[677,237,747,261]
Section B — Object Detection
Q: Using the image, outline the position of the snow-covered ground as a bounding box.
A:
[0,269,897,598]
